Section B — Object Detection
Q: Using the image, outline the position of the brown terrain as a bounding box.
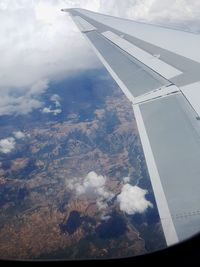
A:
[0,87,165,259]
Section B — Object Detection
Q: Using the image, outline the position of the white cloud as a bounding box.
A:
[42,93,62,115]
[0,94,43,116]
[1,0,200,116]
[0,131,26,153]
[101,214,111,221]
[66,171,114,210]
[117,184,153,215]
[76,171,106,193]
[42,107,62,115]
[13,131,25,139]
[50,94,61,107]
[42,107,52,114]
[0,137,16,154]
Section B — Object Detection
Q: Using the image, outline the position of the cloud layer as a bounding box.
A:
[0,0,100,116]
[99,0,200,31]
[1,0,200,116]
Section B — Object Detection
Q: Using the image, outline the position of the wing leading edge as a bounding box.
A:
[62,8,200,246]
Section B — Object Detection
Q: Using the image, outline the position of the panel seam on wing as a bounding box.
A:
[172,210,200,219]
[132,84,180,105]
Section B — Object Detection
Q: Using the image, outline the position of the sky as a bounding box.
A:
[0,0,200,116]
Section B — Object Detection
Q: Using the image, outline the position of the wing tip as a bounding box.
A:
[61,8,72,13]
[61,8,82,13]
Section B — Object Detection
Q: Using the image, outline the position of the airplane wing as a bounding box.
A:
[62,8,200,246]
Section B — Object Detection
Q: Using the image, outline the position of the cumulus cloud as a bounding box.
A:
[67,171,114,210]
[0,131,27,153]
[42,107,62,115]
[13,131,25,139]
[117,184,153,215]
[0,137,16,154]
[1,0,200,116]
[50,94,61,108]
[42,93,62,115]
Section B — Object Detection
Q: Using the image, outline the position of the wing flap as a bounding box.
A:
[86,30,169,97]
[138,93,200,242]
[102,31,182,79]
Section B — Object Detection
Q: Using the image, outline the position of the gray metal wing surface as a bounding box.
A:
[62,8,200,246]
